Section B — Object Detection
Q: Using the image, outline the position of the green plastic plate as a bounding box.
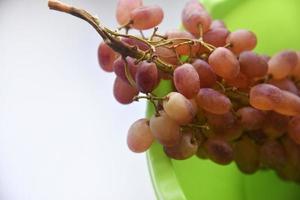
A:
[146,0,300,199]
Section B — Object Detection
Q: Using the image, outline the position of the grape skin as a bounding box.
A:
[204,139,233,165]
[173,63,200,98]
[192,59,217,88]
[226,29,257,55]
[127,118,154,153]
[163,92,196,125]
[238,51,268,78]
[149,112,181,147]
[116,0,143,25]
[208,47,240,79]
[268,50,298,80]
[249,84,283,111]
[113,77,139,104]
[113,57,138,84]
[130,5,164,30]
[135,61,158,93]
[182,0,211,37]
[197,88,232,114]
[163,132,198,160]
[98,42,118,72]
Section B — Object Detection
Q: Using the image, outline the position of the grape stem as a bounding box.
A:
[48,0,174,73]
[48,0,216,73]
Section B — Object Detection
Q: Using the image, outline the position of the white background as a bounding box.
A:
[0,0,189,199]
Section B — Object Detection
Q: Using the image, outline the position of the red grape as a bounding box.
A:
[135,61,158,93]
[113,77,138,104]
[98,41,118,72]
[226,29,257,54]
[192,59,217,88]
[116,0,143,25]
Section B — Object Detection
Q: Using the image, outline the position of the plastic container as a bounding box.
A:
[146,0,300,199]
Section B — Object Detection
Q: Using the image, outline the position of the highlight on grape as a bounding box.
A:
[48,0,300,183]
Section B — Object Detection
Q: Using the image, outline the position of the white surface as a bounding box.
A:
[0,0,189,199]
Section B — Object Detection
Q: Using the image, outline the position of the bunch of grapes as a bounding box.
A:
[49,0,300,183]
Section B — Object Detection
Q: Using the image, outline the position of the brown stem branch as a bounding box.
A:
[48,0,174,73]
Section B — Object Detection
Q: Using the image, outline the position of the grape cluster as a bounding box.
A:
[48,0,300,183]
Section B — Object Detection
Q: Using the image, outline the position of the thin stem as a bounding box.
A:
[48,0,174,73]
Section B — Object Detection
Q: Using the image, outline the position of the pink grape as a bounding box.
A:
[234,136,259,174]
[291,52,300,79]
[130,5,164,30]
[196,88,232,114]
[116,0,143,25]
[249,83,283,110]
[268,78,298,95]
[238,51,268,78]
[225,72,252,89]
[113,57,138,84]
[135,61,158,93]
[208,47,240,79]
[192,59,217,88]
[149,111,181,147]
[237,107,265,130]
[163,92,196,125]
[98,41,118,72]
[173,63,200,98]
[274,90,300,116]
[226,29,257,54]
[163,132,198,160]
[127,118,154,153]
[210,19,226,29]
[182,0,211,37]
[204,139,233,165]
[113,77,138,104]
[203,28,230,48]
[268,50,298,80]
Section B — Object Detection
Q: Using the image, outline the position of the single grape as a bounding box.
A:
[226,29,257,54]
[225,72,252,89]
[260,140,287,170]
[197,88,232,114]
[205,111,235,129]
[98,41,118,72]
[210,19,226,29]
[217,123,243,141]
[135,61,158,93]
[113,77,138,104]
[182,0,211,37]
[268,50,298,80]
[116,0,143,25]
[291,51,300,79]
[234,136,260,174]
[163,132,198,160]
[208,47,240,79]
[149,111,181,147]
[113,57,138,84]
[192,59,217,88]
[203,28,230,48]
[173,63,200,98]
[268,78,298,95]
[204,139,233,165]
[263,111,289,139]
[237,107,265,130]
[155,46,178,65]
[165,30,196,56]
[249,83,283,110]
[288,116,300,144]
[238,51,268,78]
[274,90,300,116]
[163,92,196,125]
[127,118,154,153]
[130,5,164,30]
